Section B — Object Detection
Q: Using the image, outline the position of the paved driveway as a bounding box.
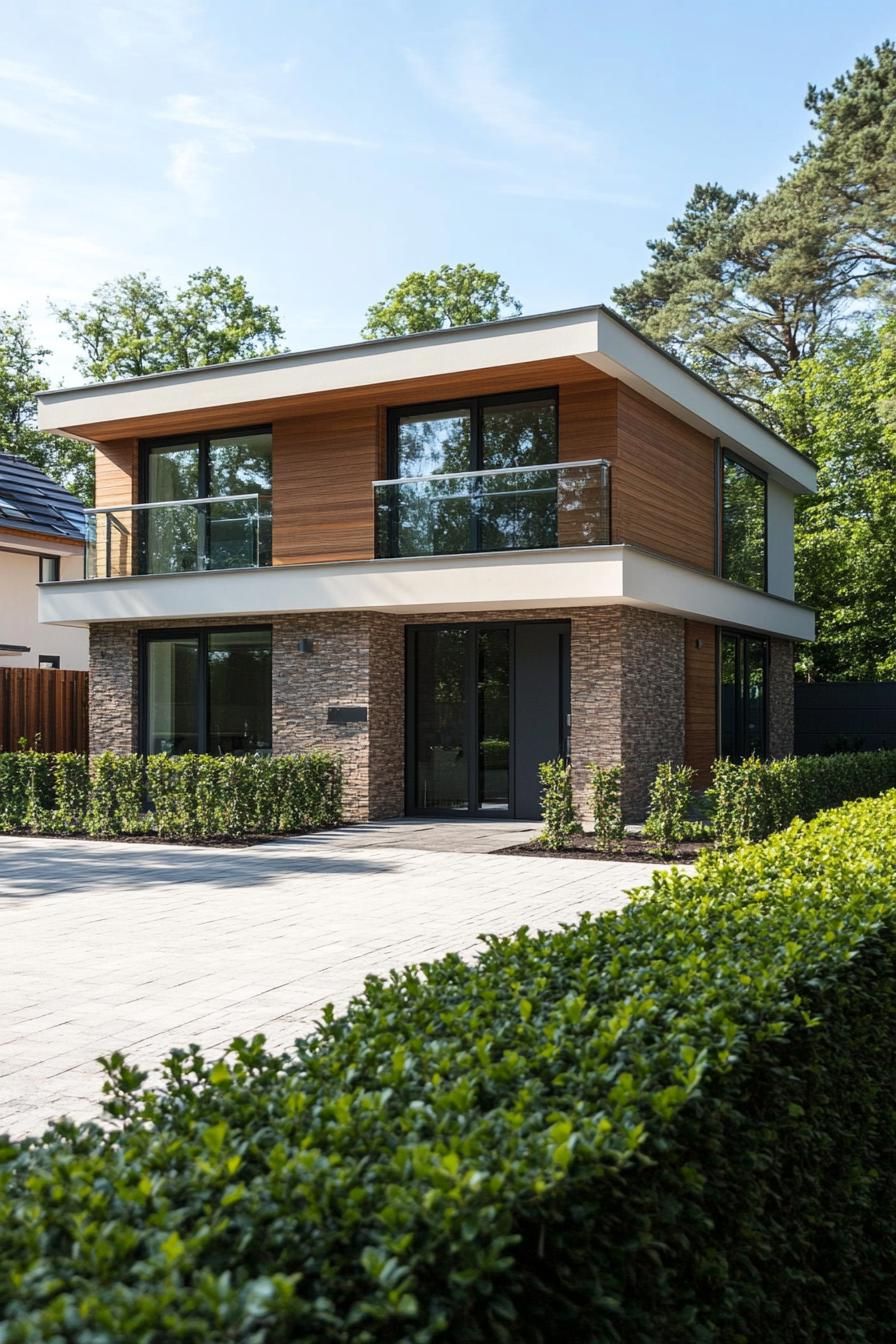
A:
[0,821,665,1137]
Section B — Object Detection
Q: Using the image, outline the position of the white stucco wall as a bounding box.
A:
[0,551,89,669]
[766,480,795,602]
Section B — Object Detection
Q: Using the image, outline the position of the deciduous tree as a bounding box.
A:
[363,264,521,339]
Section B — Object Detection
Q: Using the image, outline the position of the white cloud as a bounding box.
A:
[160,93,377,151]
[165,139,216,210]
[405,20,594,157]
[0,59,97,105]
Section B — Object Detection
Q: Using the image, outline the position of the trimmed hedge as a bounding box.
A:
[2,794,896,1340]
[711,746,896,843]
[0,750,342,841]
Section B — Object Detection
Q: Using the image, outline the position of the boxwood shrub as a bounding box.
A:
[2,792,896,1340]
[712,746,896,843]
[0,750,342,841]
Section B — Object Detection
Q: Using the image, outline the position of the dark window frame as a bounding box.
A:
[383,388,559,559]
[138,624,273,757]
[386,387,559,480]
[39,555,60,584]
[718,627,769,761]
[138,424,273,504]
[719,447,769,592]
[38,654,60,669]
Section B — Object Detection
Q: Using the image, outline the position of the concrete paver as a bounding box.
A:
[0,820,668,1137]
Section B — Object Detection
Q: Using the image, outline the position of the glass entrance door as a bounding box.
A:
[408,623,567,818]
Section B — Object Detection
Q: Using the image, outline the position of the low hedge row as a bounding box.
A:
[711,746,896,843]
[0,750,342,840]
[2,792,896,1339]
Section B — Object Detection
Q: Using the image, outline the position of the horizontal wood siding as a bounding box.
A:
[94,439,138,510]
[0,667,89,753]
[614,386,715,568]
[684,620,717,786]
[272,408,379,564]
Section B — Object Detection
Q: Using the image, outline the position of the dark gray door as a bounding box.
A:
[513,622,570,819]
[407,621,569,819]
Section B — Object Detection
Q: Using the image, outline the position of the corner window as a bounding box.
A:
[383,389,558,557]
[142,627,272,756]
[39,556,60,583]
[720,631,768,760]
[722,452,767,590]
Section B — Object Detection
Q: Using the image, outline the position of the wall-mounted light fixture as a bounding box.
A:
[694,638,704,649]
[296,638,315,655]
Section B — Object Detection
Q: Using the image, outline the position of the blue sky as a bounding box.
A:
[1,0,893,382]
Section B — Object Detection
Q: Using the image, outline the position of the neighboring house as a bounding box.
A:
[0,452,88,670]
[35,305,816,820]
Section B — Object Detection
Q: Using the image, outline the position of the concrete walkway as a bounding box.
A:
[0,821,667,1137]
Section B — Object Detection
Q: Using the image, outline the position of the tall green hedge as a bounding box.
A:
[2,792,896,1339]
[0,751,342,841]
[711,746,896,843]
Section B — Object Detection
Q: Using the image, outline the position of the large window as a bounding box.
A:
[141,427,272,574]
[722,452,767,590]
[383,389,558,557]
[142,627,272,756]
[720,631,768,760]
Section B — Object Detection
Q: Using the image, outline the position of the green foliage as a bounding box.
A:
[2,795,896,1339]
[537,757,577,850]
[84,752,146,838]
[0,308,93,501]
[587,762,624,852]
[710,748,896,845]
[773,315,896,680]
[643,761,695,856]
[362,264,521,339]
[53,268,285,382]
[0,751,343,841]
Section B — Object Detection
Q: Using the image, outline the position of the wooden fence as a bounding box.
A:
[0,667,89,753]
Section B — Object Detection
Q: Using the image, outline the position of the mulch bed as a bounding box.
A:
[498,834,711,864]
[7,828,324,849]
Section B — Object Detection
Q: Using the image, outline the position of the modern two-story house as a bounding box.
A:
[36,305,815,821]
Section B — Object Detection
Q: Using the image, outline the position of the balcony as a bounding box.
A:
[85,494,271,580]
[374,458,610,559]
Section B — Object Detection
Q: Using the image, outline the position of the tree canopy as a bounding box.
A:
[362,264,521,339]
[0,310,93,502]
[54,267,285,382]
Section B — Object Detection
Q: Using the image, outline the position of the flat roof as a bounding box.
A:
[37,303,816,493]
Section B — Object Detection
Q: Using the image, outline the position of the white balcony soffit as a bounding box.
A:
[37,305,816,495]
[37,545,815,642]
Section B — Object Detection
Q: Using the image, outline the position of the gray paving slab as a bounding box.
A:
[0,823,674,1136]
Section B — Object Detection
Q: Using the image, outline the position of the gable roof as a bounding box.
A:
[0,453,86,543]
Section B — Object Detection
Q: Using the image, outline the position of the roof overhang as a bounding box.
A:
[36,305,816,495]
[37,544,815,642]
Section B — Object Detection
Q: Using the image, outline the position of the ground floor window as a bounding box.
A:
[719,630,768,760]
[141,626,272,756]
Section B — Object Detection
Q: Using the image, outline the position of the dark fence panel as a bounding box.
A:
[794,682,896,756]
[0,667,89,753]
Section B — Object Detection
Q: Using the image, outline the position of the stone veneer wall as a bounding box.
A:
[768,638,795,758]
[87,605,688,825]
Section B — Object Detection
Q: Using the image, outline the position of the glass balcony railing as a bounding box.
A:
[85,493,272,579]
[374,458,610,559]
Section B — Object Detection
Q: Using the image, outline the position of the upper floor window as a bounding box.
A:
[39,555,60,583]
[140,427,272,574]
[382,389,560,557]
[722,452,767,590]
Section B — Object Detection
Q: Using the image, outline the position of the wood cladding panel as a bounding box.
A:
[685,620,717,786]
[94,439,138,510]
[272,408,379,564]
[0,667,88,754]
[614,387,715,569]
[71,357,611,443]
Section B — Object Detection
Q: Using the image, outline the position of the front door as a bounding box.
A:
[406,622,569,819]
